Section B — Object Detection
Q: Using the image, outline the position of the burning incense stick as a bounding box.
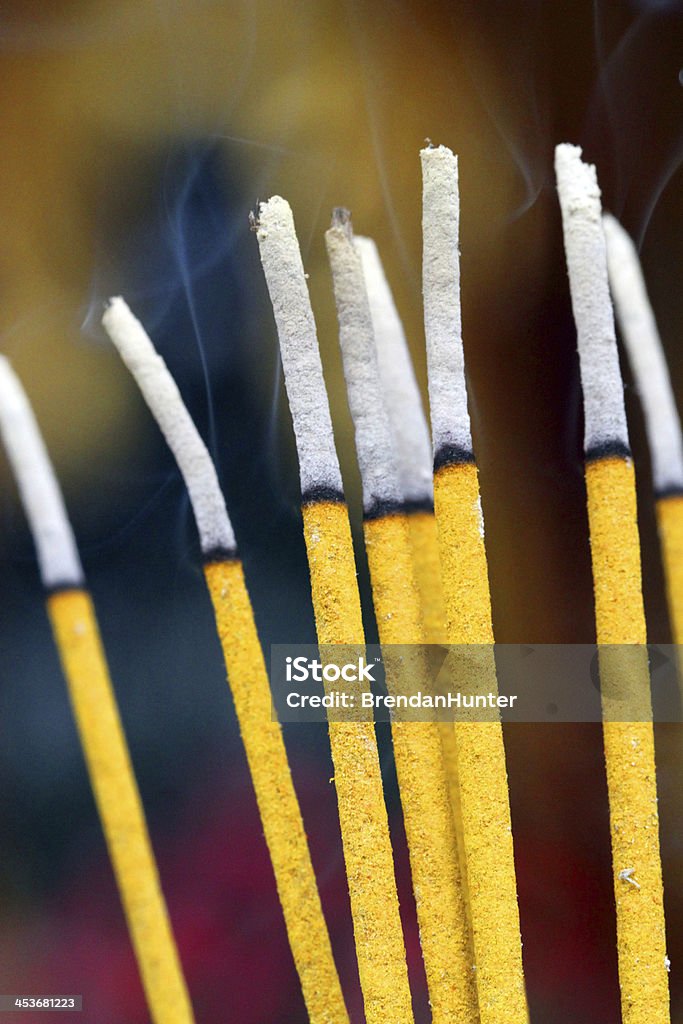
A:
[355,232,466,872]
[420,143,527,1024]
[355,235,446,644]
[253,196,414,1024]
[603,213,683,647]
[102,298,349,1024]
[0,356,194,1024]
[326,210,478,1024]
[555,144,670,1024]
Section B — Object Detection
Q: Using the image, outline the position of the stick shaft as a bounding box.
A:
[363,513,479,1024]
[585,457,669,1023]
[656,496,683,647]
[302,499,415,1024]
[48,589,194,1024]
[434,464,527,1024]
[404,508,471,915]
[204,559,349,1024]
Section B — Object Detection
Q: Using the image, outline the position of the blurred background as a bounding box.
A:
[0,1,682,1020]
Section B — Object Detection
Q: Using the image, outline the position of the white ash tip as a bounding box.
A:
[420,142,456,161]
[603,212,683,492]
[254,195,344,497]
[259,194,287,212]
[555,144,627,453]
[420,135,472,457]
[356,234,433,505]
[554,144,601,207]
[0,356,83,589]
[326,212,402,512]
[102,296,130,331]
[253,195,292,235]
[102,297,236,556]
[103,297,165,380]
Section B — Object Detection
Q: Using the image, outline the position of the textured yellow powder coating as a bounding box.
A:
[405,509,471,923]
[203,559,349,1024]
[363,512,478,1024]
[406,510,447,645]
[302,500,414,1024]
[433,464,494,645]
[433,463,527,1024]
[47,589,194,1024]
[656,495,683,648]
[585,457,670,1024]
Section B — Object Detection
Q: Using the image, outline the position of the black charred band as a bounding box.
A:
[45,580,87,597]
[655,483,683,501]
[433,443,476,473]
[585,440,632,463]
[402,497,435,515]
[301,485,346,506]
[363,498,415,521]
[202,546,240,565]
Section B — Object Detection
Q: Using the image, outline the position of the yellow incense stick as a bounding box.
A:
[586,456,669,1023]
[326,212,478,1024]
[204,557,349,1024]
[656,496,683,645]
[254,196,414,1024]
[355,231,465,883]
[557,145,670,1024]
[103,298,349,1024]
[49,589,195,1024]
[434,463,526,1024]
[406,507,468,892]
[0,357,194,1024]
[364,512,478,1024]
[421,145,527,1024]
[303,500,415,1023]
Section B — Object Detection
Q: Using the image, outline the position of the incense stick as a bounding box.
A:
[326,210,478,1024]
[603,213,683,646]
[0,356,194,1024]
[355,234,446,642]
[420,143,527,1024]
[355,232,467,884]
[555,144,670,1024]
[253,196,414,1024]
[102,298,349,1024]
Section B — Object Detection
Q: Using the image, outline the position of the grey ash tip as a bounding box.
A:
[331,207,353,236]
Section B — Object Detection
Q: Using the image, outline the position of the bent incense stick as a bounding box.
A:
[253,196,414,1024]
[355,232,467,885]
[326,210,478,1024]
[102,298,349,1024]
[555,145,670,1024]
[0,357,194,1024]
[420,143,527,1024]
[603,213,683,648]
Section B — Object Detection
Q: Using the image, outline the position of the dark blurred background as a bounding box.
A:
[0,1,682,1021]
